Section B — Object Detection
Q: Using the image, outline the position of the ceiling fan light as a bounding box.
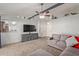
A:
[39,15,45,19]
[17,16,20,18]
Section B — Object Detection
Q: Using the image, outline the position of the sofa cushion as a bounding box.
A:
[52,34,61,40]
[47,39,66,50]
[56,41,66,50]
[47,40,58,45]
[60,47,79,56]
[66,36,79,47]
[60,34,68,41]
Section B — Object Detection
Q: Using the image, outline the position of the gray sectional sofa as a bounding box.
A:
[47,34,79,56]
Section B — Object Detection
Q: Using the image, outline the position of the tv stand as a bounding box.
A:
[22,33,38,42]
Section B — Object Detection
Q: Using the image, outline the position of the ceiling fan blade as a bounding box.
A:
[35,11,39,14]
[71,13,79,15]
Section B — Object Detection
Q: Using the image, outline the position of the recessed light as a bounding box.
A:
[17,16,20,18]
[47,22,49,24]
[12,21,16,25]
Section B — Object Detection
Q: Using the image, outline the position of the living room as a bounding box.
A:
[0,3,79,56]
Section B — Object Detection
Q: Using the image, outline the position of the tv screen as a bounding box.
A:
[23,25,36,32]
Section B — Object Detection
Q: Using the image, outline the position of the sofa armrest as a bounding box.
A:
[47,39,66,50]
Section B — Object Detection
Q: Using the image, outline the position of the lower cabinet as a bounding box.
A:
[22,33,38,42]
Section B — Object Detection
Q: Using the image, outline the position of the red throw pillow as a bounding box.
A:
[73,44,79,48]
[75,36,79,42]
[68,35,72,38]
[73,36,79,49]
[64,35,72,38]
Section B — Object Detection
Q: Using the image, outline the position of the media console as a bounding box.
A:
[22,33,38,42]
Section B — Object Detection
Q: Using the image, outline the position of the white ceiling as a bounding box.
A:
[0,3,56,17]
[50,3,79,17]
[0,3,79,19]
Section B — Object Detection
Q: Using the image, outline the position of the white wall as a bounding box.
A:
[38,17,52,37]
[2,14,79,45]
[38,20,47,37]
[2,14,79,46]
[47,14,79,37]
[1,21,22,46]
[1,16,39,46]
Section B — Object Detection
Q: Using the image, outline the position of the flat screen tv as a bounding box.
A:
[23,25,36,32]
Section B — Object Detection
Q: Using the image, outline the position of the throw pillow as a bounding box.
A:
[75,36,79,42]
[66,36,79,47]
[73,36,79,49]
[73,44,79,49]
[64,34,72,38]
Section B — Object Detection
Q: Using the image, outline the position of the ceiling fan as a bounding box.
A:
[35,3,52,18]
[28,3,64,19]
